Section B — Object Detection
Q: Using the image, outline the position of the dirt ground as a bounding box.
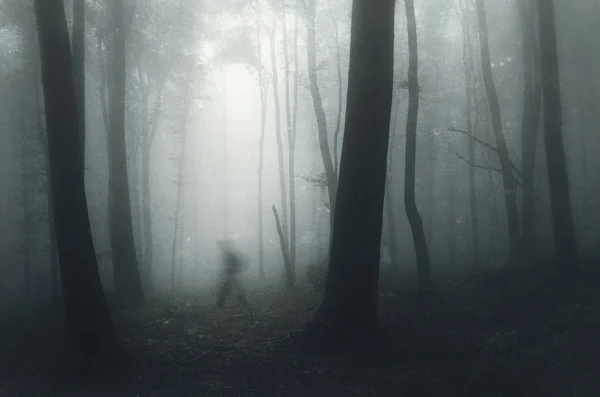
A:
[2,262,600,397]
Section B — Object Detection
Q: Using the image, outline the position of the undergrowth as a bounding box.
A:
[1,262,600,397]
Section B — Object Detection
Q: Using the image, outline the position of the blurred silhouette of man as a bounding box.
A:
[216,239,247,308]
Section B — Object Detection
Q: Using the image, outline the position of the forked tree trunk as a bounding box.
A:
[35,0,121,370]
[475,0,520,260]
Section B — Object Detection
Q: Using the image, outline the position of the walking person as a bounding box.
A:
[216,240,248,308]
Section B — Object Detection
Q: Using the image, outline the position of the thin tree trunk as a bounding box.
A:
[256,21,267,280]
[35,0,121,370]
[72,0,85,162]
[306,0,337,229]
[385,88,402,270]
[282,10,297,276]
[328,1,343,174]
[109,0,144,306]
[519,0,542,255]
[404,0,431,293]
[536,0,579,270]
[272,205,294,289]
[220,67,229,239]
[268,15,289,252]
[460,1,481,269]
[475,0,520,260]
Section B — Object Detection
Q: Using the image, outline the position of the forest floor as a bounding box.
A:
[2,260,600,397]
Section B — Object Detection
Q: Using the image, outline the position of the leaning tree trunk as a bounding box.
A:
[536,0,579,270]
[306,0,337,230]
[34,0,121,370]
[519,0,542,255]
[404,0,432,293]
[72,0,85,162]
[306,0,395,351]
[108,0,144,306]
[475,0,520,261]
[385,87,402,270]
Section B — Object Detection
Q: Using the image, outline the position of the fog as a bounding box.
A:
[1,0,599,395]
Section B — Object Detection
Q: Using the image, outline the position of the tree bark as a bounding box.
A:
[404,0,432,293]
[34,0,121,370]
[306,0,395,351]
[108,0,144,306]
[536,0,579,270]
[475,0,520,260]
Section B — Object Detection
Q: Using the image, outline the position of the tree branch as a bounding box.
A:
[448,125,524,180]
[455,152,543,204]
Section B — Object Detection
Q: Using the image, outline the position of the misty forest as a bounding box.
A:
[0,0,599,395]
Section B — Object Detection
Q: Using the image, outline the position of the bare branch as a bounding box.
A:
[455,152,543,204]
[448,125,524,180]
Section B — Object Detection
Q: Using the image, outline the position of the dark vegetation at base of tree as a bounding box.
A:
[2,259,600,397]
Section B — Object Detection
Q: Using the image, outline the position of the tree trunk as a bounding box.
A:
[404,0,431,293]
[330,5,343,174]
[272,205,294,289]
[306,0,395,351]
[282,11,297,277]
[255,21,267,280]
[385,88,402,270]
[536,0,579,270]
[475,0,520,260]
[306,0,337,229]
[460,1,481,269]
[268,14,289,253]
[34,0,121,370]
[519,0,542,255]
[108,0,144,306]
[72,0,85,162]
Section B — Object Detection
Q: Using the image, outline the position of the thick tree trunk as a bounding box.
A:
[404,0,432,293]
[519,0,542,255]
[306,0,337,229]
[475,0,520,260]
[72,0,85,161]
[34,0,121,370]
[306,0,395,351]
[536,0,579,270]
[108,0,144,306]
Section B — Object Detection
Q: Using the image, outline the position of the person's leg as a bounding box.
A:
[233,277,248,305]
[216,277,232,308]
